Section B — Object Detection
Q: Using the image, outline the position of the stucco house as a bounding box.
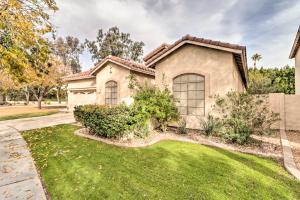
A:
[65,55,155,109]
[65,35,248,128]
[289,26,300,95]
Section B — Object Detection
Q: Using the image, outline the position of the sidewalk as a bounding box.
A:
[0,113,75,199]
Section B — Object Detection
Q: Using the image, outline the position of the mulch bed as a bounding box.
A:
[286,130,300,170]
[186,130,282,158]
[76,127,283,158]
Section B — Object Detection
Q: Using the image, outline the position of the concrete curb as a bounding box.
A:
[280,129,300,181]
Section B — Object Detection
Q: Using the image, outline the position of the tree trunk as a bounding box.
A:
[25,93,30,105]
[24,86,30,105]
[37,97,43,109]
[56,87,61,104]
[253,61,256,69]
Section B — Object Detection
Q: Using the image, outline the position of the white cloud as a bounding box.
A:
[51,0,300,70]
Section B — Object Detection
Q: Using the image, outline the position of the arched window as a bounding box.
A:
[105,81,117,105]
[173,74,205,116]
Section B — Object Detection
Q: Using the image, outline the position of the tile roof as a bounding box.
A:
[143,43,170,62]
[289,26,300,59]
[145,34,248,87]
[63,69,95,81]
[90,55,155,76]
[64,55,154,81]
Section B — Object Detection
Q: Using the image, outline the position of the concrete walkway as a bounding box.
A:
[0,113,75,199]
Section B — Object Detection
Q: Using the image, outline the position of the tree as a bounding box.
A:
[251,53,262,69]
[247,66,295,94]
[0,71,17,102]
[52,36,84,73]
[0,0,58,81]
[85,26,144,63]
[27,56,64,109]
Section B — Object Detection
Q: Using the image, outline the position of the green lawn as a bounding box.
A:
[0,110,59,121]
[22,124,300,200]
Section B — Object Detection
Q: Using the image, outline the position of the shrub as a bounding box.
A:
[132,84,180,132]
[177,118,187,134]
[221,118,251,144]
[200,114,221,136]
[44,99,51,105]
[213,91,279,144]
[74,104,135,138]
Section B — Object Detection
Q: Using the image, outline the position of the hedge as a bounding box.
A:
[74,104,135,138]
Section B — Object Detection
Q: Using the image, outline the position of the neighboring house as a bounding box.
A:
[65,35,248,128]
[64,55,155,109]
[289,26,300,95]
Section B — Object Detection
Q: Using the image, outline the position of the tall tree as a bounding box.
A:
[85,26,144,63]
[251,53,262,69]
[0,71,17,102]
[248,66,295,94]
[52,36,84,73]
[27,56,64,109]
[0,0,58,81]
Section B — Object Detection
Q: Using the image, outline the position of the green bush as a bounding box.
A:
[132,84,180,132]
[44,99,51,105]
[221,118,251,144]
[213,91,279,144]
[74,104,135,138]
[177,118,187,134]
[200,114,221,136]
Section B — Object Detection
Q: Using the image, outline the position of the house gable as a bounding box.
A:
[91,55,155,76]
[146,35,248,87]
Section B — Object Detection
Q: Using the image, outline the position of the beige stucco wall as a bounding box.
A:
[284,94,300,130]
[269,93,300,131]
[154,44,246,128]
[67,78,96,90]
[67,78,97,110]
[95,62,154,105]
[295,49,300,95]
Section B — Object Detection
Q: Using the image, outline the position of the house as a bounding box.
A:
[64,55,155,109]
[289,26,300,95]
[65,35,248,128]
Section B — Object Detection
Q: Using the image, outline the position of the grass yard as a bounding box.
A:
[22,125,300,200]
[0,106,60,121]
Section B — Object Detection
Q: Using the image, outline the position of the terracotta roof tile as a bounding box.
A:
[143,43,170,62]
[64,55,154,81]
[63,69,95,81]
[91,55,155,76]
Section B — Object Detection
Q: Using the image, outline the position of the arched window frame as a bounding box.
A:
[105,81,118,106]
[173,73,205,116]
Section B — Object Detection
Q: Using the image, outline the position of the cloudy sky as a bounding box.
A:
[51,0,300,71]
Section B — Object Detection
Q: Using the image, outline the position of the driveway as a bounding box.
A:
[0,113,75,199]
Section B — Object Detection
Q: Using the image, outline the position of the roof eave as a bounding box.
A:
[90,58,155,77]
[289,26,300,59]
[64,76,96,82]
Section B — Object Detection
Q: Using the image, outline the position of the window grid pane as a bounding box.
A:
[173,74,204,116]
[105,81,117,106]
